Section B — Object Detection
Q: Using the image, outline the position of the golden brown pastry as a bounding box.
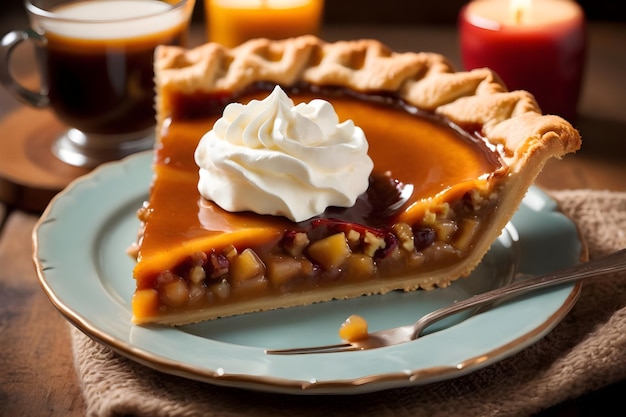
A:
[130,36,580,325]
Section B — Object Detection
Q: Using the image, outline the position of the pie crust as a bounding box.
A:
[131,36,581,325]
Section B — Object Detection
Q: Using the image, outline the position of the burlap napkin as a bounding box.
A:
[70,189,626,417]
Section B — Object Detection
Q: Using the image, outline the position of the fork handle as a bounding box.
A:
[411,248,626,339]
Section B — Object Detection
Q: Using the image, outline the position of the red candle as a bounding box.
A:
[459,0,586,121]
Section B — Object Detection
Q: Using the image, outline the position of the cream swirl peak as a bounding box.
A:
[194,85,374,222]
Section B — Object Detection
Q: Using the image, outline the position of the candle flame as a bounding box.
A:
[510,0,531,24]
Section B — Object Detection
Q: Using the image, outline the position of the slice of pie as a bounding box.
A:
[130,36,581,325]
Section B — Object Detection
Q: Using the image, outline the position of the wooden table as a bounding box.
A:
[1,22,626,417]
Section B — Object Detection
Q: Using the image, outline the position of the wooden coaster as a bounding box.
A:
[0,107,91,212]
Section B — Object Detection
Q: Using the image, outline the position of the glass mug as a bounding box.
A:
[0,0,196,168]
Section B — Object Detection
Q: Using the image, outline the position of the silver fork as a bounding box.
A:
[265,248,626,354]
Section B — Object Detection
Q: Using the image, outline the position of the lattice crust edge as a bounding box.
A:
[154,35,581,171]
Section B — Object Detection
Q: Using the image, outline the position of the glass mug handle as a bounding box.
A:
[0,29,49,108]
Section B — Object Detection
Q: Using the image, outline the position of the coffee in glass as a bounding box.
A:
[0,0,196,167]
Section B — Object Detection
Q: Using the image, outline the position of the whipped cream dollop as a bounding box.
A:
[194,86,374,222]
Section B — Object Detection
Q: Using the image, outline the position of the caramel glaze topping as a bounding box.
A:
[135,84,504,285]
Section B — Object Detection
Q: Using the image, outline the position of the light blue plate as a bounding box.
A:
[33,151,583,394]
